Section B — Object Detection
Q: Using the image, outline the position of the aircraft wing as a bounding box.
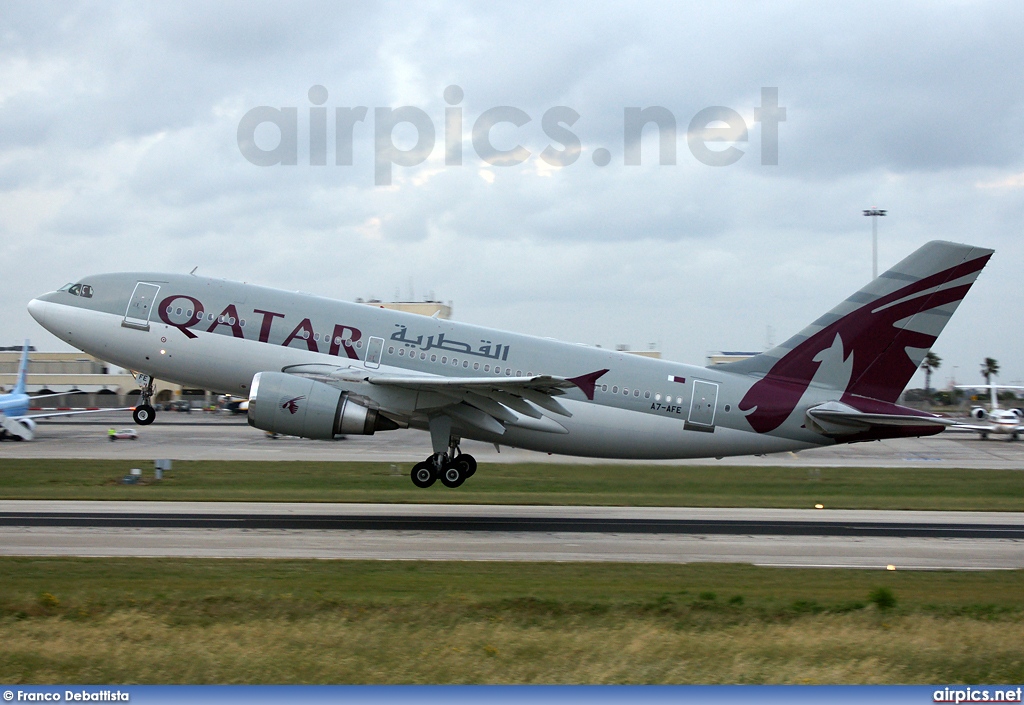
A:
[943,421,1024,433]
[281,363,609,435]
[16,407,134,421]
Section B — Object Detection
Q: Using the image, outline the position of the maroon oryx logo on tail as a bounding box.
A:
[281,396,305,414]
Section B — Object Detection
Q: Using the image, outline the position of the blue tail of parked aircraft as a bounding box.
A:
[13,340,29,396]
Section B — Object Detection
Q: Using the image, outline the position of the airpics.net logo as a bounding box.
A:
[237,85,786,185]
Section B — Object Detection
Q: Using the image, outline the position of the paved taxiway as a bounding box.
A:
[5,414,1024,468]
[2,502,1022,569]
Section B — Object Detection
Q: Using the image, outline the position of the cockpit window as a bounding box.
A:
[81,285,93,298]
[66,283,94,298]
[59,283,73,292]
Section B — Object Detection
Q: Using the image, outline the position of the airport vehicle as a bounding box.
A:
[27,240,990,486]
[108,428,139,441]
[948,384,1024,440]
[0,341,129,441]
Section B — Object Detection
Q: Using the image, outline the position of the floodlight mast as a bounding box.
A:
[863,209,887,279]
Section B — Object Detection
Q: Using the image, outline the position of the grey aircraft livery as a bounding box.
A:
[28,240,991,487]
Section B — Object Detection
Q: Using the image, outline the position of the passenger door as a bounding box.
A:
[122,282,161,331]
[685,379,719,432]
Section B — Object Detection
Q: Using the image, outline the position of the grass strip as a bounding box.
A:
[1,558,1022,684]
[0,459,1021,510]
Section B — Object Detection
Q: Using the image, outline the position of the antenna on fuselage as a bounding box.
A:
[190,266,198,275]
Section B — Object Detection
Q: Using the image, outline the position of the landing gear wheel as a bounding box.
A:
[411,461,437,488]
[440,461,467,488]
[133,404,156,426]
[458,454,477,478]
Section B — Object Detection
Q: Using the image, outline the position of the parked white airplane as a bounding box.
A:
[0,340,127,440]
[948,384,1024,441]
[27,240,991,486]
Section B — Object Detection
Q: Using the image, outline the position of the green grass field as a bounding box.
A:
[1,558,1022,684]
[0,459,1022,509]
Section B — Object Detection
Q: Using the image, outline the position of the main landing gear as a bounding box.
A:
[410,449,477,489]
[411,417,477,488]
[132,374,157,426]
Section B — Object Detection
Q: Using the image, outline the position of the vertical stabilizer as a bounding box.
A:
[719,241,993,434]
[13,340,29,396]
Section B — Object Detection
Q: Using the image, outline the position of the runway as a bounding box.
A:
[4,414,1024,468]
[2,502,1022,570]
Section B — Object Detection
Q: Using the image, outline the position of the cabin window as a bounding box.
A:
[644,391,650,399]
[399,348,405,356]
[634,389,640,397]
[724,404,731,412]
[419,352,426,360]
[453,358,459,366]
[388,346,395,354]
[356,340,362,349]
[313,333,320,341]
[196,311,204,319]
[676,397,682,404]
[229,317,236,326]
[240,319,245,327]
[186,309,193,317]
[601,384,608,392]
[441,356,447,364]
[176,308,182,315]
[463,360,469,368]
[516,370,522,376]
[484,365,490,372]
[623,388,629,395]
[655,394,661,401]
[612,386,618,393]
[430,354,437,363]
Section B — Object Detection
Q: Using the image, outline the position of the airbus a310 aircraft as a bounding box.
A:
[27,240,990,487]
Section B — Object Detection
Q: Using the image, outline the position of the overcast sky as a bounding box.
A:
[2,1,1022,387]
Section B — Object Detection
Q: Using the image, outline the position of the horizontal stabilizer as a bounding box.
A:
[805,401,951,437]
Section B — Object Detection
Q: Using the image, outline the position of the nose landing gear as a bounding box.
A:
[132,374,157,426]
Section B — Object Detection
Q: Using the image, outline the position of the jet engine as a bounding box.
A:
[970,407,987,420]
[247,371,398,439]
[18,418,37,435]
[1012,408,1024,419]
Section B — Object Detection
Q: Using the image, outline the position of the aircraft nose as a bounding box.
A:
[27,298,46,325]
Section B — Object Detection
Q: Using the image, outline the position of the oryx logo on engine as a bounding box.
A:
[281,396,305,414]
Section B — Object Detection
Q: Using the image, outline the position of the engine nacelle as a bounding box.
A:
[18,418,37,434]
[247,371,398,439]
[1012,408,1024,419]
[970,407,987,420]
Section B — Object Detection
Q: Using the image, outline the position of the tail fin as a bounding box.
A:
[13,340,29,396]
[723,241,992,433]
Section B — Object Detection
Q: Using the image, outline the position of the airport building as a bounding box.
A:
[0,349,180,406]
